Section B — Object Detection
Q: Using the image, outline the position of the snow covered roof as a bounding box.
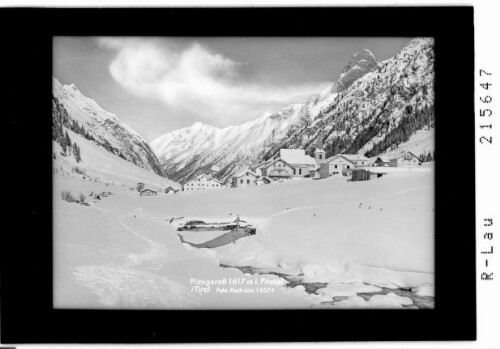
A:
[341,154,369,162]
[279,149,316,166]
[325,154,356,165]
[262,157,295,170]
[186,174,223,185]
[198,174,223,184]
[390,151,420,161]
[140,188,156,193]
[233,169,259,178]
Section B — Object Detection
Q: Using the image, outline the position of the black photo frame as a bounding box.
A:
[1,6,475,343]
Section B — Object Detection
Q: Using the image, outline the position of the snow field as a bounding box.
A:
[54,168,434,309]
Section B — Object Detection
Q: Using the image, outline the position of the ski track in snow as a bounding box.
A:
[270,185,431,218]
[72,206,200,308]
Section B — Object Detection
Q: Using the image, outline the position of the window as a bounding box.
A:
[293,169,296,175]
[277,163,281,167]
[319,154,323,160]
[299,169,302,175]
[347,166,350,169]
[335,165,338,169]
[240,179,243,184]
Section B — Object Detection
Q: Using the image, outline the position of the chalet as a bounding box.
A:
[268,149,317,178]
[321,154,370,177]
[232,169,259,188]
[164,186,179,195]
[340,154,370,167]
[182,174,223,191]
[322,155,356,177]
[260,158,294,180]
[140,188,157,196]
[389,151,422,167]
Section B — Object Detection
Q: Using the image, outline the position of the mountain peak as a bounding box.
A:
[331,48,378,94]
[353,48,376,60]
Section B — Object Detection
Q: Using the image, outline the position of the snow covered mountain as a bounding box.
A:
[53,78,165,176]
[150,103,306,183]
[152,37,435,184]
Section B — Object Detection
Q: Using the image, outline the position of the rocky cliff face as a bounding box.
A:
[152,37,435,184]
[53,78,165,176]
[331,48,378,93]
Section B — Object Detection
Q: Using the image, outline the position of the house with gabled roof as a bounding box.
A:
[164,186,179,195]
[259,158,294,180]
[140,188,157,196]
[267,149,317,178]
[371,155,390,167]
[389,151,422,167]
[321,153,370,177]
[231,169,259,188]
[338,154,370,166]
[182,174,224,191]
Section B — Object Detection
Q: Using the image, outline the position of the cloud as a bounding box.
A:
[98,38,328,127]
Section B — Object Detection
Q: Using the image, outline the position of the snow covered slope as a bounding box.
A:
[53,78,165,176]
[53,129,178,190]
[54,167,434,309]
[152,37,435,184]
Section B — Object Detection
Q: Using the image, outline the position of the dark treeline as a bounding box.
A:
[365,104,434,158]
[52,97,82,163]
[52,96,125,162]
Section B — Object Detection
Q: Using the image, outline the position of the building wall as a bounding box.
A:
[265,160,294,179]
[183,176,222,191]
[232,173,258,187]
[290,165,314,177]
[327,158,355,175]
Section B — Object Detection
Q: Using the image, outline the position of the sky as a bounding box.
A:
[53,37,412,142]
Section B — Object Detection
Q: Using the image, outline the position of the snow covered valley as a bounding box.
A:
[54,169,434,309]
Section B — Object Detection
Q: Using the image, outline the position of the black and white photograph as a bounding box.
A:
[1,4,485,346]
[52,36,435,310]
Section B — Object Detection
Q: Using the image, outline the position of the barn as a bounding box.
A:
[140,188,157,196]
[164,186,179,195]
[351,168,371,182]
